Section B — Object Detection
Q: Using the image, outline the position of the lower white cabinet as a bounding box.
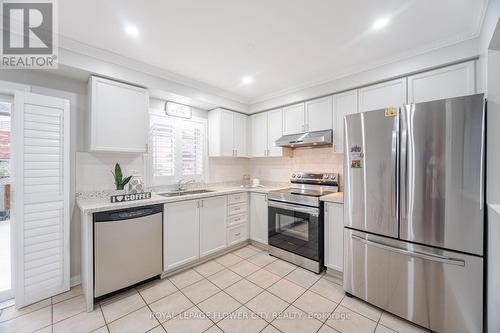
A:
[227,223,248,246]
[200,196,227,257]
[250,193,268,244]
[324,202,344,272]
[163,196,227,271]
[163,200,200,271]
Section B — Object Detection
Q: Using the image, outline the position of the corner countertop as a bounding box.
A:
[77,186,285,214]
[320,192,344,204]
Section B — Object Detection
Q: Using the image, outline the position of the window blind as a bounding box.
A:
[151,120,175,179]
[181,121,204,177]
[149,113,206,184]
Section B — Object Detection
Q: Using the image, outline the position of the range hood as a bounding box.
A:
[275,130,333,148]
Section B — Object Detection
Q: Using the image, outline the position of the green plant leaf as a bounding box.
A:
[121,175,133,187]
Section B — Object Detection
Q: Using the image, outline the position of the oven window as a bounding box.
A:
[268,204,320,261]
[276,213,309,241]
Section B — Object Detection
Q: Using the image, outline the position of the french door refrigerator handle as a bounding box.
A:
[400,106,409,229]
[479,102,485,211]
[391,128,398,219]
[351,234,465,266]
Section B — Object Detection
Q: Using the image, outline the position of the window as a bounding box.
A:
[149,111,206,185]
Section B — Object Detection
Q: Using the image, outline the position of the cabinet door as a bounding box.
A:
[283,103,305,134]
[220,110,234,156]
[233,113,247,157]
[250,193,268,244]
[267,109,284,157]
[163,200,199,270]
[251,113,268,157]
[305,96,333,132]
[90,76,148,152]
[358,78,407,112]
[333,90,358,153]
[324,203,344,272]
[408,61,476,104]
[200,196,227,256]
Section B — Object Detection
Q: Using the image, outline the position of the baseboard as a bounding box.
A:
[70,275,81,287]
[249,239,268,250]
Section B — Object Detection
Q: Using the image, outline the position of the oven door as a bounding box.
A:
[268,200,322,261]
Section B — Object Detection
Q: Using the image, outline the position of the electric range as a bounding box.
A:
[267,172,339,273]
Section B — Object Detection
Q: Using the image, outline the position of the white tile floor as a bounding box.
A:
[0,245,431,333]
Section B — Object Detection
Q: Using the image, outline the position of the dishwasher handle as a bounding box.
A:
[94,204,163,222]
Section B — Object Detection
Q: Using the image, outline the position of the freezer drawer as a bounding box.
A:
[344,229,483,333]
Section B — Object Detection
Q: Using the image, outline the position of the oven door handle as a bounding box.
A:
[268,201,320,216]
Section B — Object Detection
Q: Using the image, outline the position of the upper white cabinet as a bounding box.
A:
[208,108,248,157]
[250,109,287,157]
[267,109,285,156]
[332,90,358,153]
[282,98,332,135]
[199,196,227,257]
[88,76,149,152]
[358,78,407,112]
[250,193,268,244]
[233,113,248,157]
[324,202,344,272]
[305,96,333,132]
[283,103,305,134]
[250,112,268,157]
[407,61,476,104]
[163,200,199,271]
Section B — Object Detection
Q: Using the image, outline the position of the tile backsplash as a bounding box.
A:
[76,148,344,194]
[249,147,344,190]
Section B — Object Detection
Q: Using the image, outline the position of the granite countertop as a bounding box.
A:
[77,185,286,214]
[320,192,344,204]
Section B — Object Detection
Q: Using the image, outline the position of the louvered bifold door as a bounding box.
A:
[13,91,70,308]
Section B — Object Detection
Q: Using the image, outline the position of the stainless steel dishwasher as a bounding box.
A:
[93,204,163,298]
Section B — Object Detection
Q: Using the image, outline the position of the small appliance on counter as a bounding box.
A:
[267,172,338,273]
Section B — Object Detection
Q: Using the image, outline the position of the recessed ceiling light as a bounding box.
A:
[372,17,389,30]
[241,75,254,85]
[124,24,140,38]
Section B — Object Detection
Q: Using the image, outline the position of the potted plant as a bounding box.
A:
[112,163,132,192]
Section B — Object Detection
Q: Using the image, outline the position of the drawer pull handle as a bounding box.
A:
[235,233,241,236]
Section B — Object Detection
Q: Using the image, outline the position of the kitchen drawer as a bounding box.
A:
[228,193,247,205]
[344,229,483,333]
[228,202,247,216]
[227,224,248,246]
[228,213,247,227]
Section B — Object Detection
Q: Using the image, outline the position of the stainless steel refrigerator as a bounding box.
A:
[343,94,485,333]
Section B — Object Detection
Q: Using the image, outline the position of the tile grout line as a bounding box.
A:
[135,285,164,332]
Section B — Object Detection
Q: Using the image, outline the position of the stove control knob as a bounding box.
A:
[291,173,296,178]
[297,174,302,178]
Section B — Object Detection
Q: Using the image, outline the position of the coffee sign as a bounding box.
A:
[110,192,151,203]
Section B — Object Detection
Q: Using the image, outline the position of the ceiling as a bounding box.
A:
[59,0,486,104]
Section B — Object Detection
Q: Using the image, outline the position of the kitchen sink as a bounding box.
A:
[158,189,214,197]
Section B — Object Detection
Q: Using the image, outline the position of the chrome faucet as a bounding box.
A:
[176,179,196,192]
